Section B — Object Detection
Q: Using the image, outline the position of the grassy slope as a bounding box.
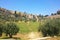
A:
[16,21,39,34]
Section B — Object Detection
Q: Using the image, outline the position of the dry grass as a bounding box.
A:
[13,33,28,40]
[13,33,60,40]
[47,37,60,40]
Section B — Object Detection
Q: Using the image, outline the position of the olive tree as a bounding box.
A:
[38,18,60,37]
[4,22,19,38]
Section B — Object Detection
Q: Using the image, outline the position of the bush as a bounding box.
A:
[38,18,60,37]
[4,22,19,38]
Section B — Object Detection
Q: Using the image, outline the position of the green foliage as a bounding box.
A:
[0,23,4,37]
[38,18,60,37]
[57,10,60,14]
[4,22,19,38]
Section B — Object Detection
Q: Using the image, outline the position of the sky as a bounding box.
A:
[0,0,60,15]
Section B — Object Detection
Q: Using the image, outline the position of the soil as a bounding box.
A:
[13,32,60,40]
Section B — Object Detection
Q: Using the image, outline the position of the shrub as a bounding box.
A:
[38,18,60,37]
[4,22,19,38]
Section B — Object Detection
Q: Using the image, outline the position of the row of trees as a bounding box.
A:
[39,10,60,17]
[0,22,19,38]
[38,18,60,37]
[51,10,60,15]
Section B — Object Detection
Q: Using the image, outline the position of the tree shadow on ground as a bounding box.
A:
[0,37,21,40]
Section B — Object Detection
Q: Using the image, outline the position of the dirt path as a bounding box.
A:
[13,32,60,40]
[27,32,51,40]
